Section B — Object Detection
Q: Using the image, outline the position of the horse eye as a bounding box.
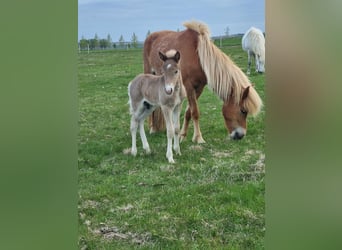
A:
[174,70,178,74]
[240,109,248,115]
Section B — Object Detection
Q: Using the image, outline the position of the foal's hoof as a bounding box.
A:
[168,158,175,164]
[173,148,181,155]
[131,148,137,156]
[145,148,151,154]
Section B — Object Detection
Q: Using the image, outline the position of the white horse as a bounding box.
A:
[242,27,265,74]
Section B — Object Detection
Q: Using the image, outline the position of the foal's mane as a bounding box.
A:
[183,21,262,116]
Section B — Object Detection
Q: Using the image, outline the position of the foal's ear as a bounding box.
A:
[159,51,167,61]
[242,86,250,100]
[174,51,180,63]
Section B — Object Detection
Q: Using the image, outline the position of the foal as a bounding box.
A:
[128,50,186,163]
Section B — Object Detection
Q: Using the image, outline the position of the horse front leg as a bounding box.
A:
[189,88,206,143]
[172,103,182,155]
[255,55,260,73]
[191,103,206,144]
[247,50,251,75]
[161,106,175,163]
[180,104,191,142]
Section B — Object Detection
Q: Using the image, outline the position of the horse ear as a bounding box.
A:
[174,51,180,63]
[242,86,250,100]
[159,51,167,61]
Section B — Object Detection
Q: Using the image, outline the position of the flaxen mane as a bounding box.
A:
[183,21,262,116]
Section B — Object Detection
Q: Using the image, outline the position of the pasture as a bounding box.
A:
[78,38,265,249]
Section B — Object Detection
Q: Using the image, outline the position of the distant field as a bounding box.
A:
[78,37,265,249]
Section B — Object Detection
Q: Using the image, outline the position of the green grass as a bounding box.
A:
[78,38,265,249]
[213,35,243,47]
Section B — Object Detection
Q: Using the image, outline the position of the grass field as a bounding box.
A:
[78,38,265,249]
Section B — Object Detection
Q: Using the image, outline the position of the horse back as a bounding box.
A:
[129,74,164,104]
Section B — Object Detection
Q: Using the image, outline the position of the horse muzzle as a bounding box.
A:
[165,84,174,95]
[230,127,246,140]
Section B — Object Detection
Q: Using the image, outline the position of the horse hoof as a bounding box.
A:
[174,149,181,155]
[192,136,206,144]
[145,148,151,154]
[168,158,175,164]
[131,148,137,156]
[180,134,186,142]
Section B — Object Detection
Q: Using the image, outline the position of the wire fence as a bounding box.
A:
[78,34,245,52]
[78,42,144,52]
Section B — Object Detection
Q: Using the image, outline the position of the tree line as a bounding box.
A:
[79,31,151,50]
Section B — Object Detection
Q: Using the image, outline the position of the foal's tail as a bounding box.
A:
[148,107,165,133]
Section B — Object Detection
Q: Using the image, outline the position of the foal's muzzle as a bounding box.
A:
[165,84,173,95]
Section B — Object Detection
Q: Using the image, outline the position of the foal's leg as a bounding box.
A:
[138,103,155,154]
[161,106,175,163]
[130,116,139,156]
[172,103,182,155]
[139,119,151,154]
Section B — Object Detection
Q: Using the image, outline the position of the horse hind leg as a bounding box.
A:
[131,100,154,156]
[138,101,154,154]
[130,116,138,156]
[139,119,151,154]
[149,107,165,133]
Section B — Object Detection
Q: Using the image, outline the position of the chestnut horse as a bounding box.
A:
[144,20,263,143]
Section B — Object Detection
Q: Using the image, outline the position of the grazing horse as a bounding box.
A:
[128,50,186,163]
[242,27,265,74]
[144,20,262,143]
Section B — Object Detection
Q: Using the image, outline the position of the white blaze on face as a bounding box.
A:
[165,49,177,58]
[165,84,173,95]
[164,64,174,95]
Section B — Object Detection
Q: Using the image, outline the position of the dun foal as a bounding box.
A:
[128,50,186,163]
